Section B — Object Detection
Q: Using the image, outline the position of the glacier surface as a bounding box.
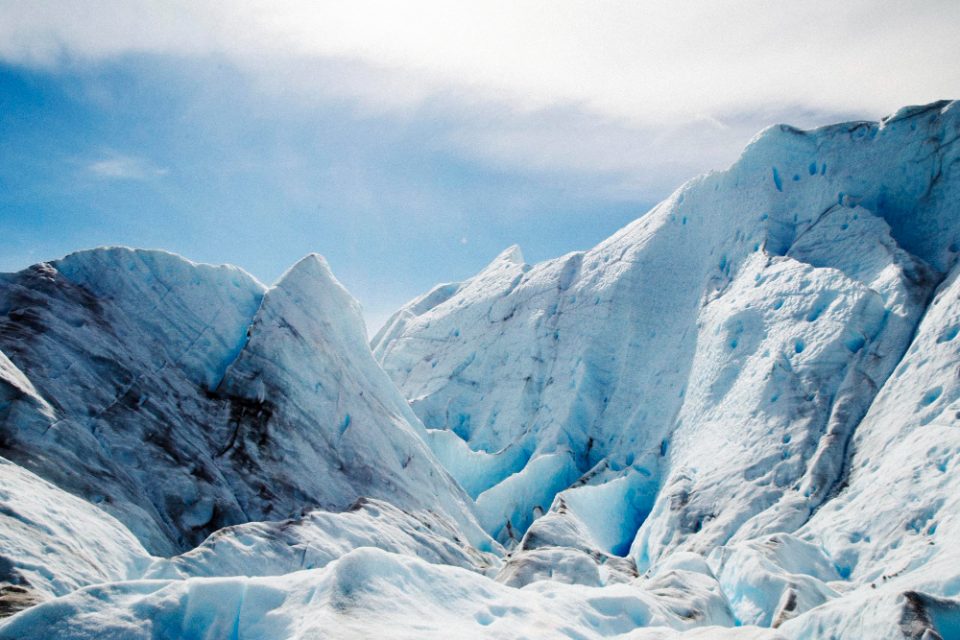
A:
[0,100,959,638]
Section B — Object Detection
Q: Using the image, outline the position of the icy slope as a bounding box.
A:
[0,547,782,640]
[772,254,960,635]
[143,497,493,581]
[801,258,960,582]
[0,456,151,616]
[374,100,960,570]
[704,257,960,635]
[0,248,484,559]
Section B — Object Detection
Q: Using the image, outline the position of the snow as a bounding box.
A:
[0,457,151,615]
[1,101,960,638]
[377,101,959,560]
[144,498,494,580]
[0,547,782,640]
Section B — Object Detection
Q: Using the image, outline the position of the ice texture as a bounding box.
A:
[376,102,957,560]
[1,101,960,638]
[0,248,484,557]
[0,457,151,616]
[0,547,782,640]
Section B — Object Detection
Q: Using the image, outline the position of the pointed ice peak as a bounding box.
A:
[273,253,357,312]
[469,244,528,283]
[265,252,367,349]
[274,253,337,291]
[495,244,525,266]
[464,244,528,290]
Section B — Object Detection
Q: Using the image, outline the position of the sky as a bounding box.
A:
[1,2,958,333]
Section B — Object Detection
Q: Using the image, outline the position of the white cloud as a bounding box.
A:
[86,152,167,180]
[441,106,745,193]
[0,1,957,126]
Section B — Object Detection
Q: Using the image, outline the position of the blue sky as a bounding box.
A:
[0,57,658,330]
[1,2,958,332]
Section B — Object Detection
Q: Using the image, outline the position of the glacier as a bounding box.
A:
[0,100,958,638]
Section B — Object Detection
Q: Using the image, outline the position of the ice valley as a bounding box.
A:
[1,101,959,638]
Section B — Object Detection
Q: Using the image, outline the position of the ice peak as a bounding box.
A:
[494,244,525,266]
[470,245,527,282]
[272,253,335,287]
[273,253,354,308]
[265,252,367,350]
[880,99,956,127]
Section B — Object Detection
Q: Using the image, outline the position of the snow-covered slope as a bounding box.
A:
[370,100,960,635]
[143,497,493,581]
[0,456,151,616]
[1,101,960,639]
[374,101,959,561]
[1,547,782,640]
[0,248,485,560]
[775,254,960,635]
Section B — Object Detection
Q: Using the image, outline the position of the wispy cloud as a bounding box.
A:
[86,152,167,181]
[0,1,957,126]
[2,2,957,334]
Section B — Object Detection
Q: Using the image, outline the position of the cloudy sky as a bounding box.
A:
[1,1,958,332]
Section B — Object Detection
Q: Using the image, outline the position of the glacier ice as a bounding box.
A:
[0,248,484,557]
[143,497,494,581]
[0,101,959,638]
[375,101,959,564]
[0,456,151,615]
[0,547,780,640]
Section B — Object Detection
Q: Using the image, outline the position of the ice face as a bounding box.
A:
[0,248,484,558]
[376,101,959,560]
[0,249,270,554]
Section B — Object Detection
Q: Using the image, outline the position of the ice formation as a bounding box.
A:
[1,101,959,638]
